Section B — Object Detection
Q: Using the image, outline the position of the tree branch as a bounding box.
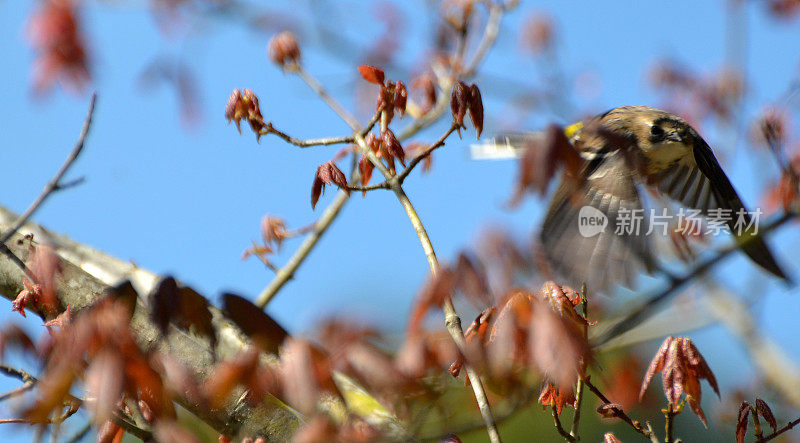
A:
[583,378,654,439]
[593,211,797,347]
[0,363,151,440]
[0,93,97,245]
[292,64,502,442]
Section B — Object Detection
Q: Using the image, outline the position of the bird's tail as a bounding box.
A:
[736,222,791,282]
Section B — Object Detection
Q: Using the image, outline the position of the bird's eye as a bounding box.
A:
[650,125,665,137]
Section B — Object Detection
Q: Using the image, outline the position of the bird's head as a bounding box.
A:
[604,107,696,171]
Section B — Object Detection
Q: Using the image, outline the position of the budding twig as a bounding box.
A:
[291,63,502,443]
[583,378,654,439]
[0,363,152,441]
[347,122,461,193]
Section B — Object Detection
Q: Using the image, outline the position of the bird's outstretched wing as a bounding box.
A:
[651,139,789,280]
[540,150,655,292]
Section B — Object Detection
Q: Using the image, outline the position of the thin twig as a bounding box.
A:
[758,415,800,442]
[347,122,461,192]
[594,211,797,347]
[294,66,362,130]
[397,123,461,184]
[664,405,676,443]
[0,381,34,402]
[293,66,502,443]
[255,186,352,307]
[63,421,92,443]
[583,378,653,439]
[253,107,384,307]
[569,283,589,439]
[0,93,97,245]
[551,405,576,442]
[262,122,355,147]
[0,363,152,441]
[0,242,34,279]
[462,1,506,77]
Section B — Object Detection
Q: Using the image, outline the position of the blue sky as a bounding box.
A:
[2,0,800,440]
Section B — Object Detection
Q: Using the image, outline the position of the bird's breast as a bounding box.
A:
[643,141,691,174]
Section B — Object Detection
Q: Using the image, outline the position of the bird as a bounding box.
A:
[476,106,789,291]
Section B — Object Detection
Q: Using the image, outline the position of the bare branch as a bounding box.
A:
[261,122,355,147]
[551,405,576,441]
[0,363,151,440]
[0,93,97,245]
[294,66,362,130]
[593,211,798,347]
[397,122,461,184]
[759,416,800,442]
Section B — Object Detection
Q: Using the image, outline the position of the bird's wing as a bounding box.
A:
[540,150,655,292]
[651,140,788,280]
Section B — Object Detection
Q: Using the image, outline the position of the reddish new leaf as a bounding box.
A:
[203,347,278,408]
[439,433,463,443]
[596,402,624,419]
[538,382,575,415]
[97,420,125,443]
[358,154,374,196]
[639,337,719,426]
[222,293,289,354]
[467,83,483,138]
[85,350,124,425]
[736,402,752,443]
[454,252,491,307]
[382,129,405,166]
[43,306,71,328]
[529,299,589,389]
[393,81,407,115]
[28,243,62,317]
[509,124,577,206]
[312,161,349,209]
[450,81,469,130]
[28,0,91,93]
[267,31,301,67]
[153,420,201,443]
[0,324,36,359]
[150,276,180,336]
[755,398,777,432]
[358,65,385,85]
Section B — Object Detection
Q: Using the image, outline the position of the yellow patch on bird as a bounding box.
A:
[564,121,584,139]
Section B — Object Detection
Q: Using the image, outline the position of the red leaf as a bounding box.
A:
[267,31,301,67]
[97,420,125,443]
[736,402,751,443]
[311,175,324,209]
[755,398,777,432]
[0,324,36,359]
[312,161,350,209]
[153,420,201,443]
[43,306,72,328]
[393,81,407,116]
[85,350,124,425]
[222,293,289,354]
[382,129,405,166]
[450,81,469,129]
[358,65,385,85]
[467,84,483,138]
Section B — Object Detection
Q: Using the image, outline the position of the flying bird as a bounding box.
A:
[476,106,789,291]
